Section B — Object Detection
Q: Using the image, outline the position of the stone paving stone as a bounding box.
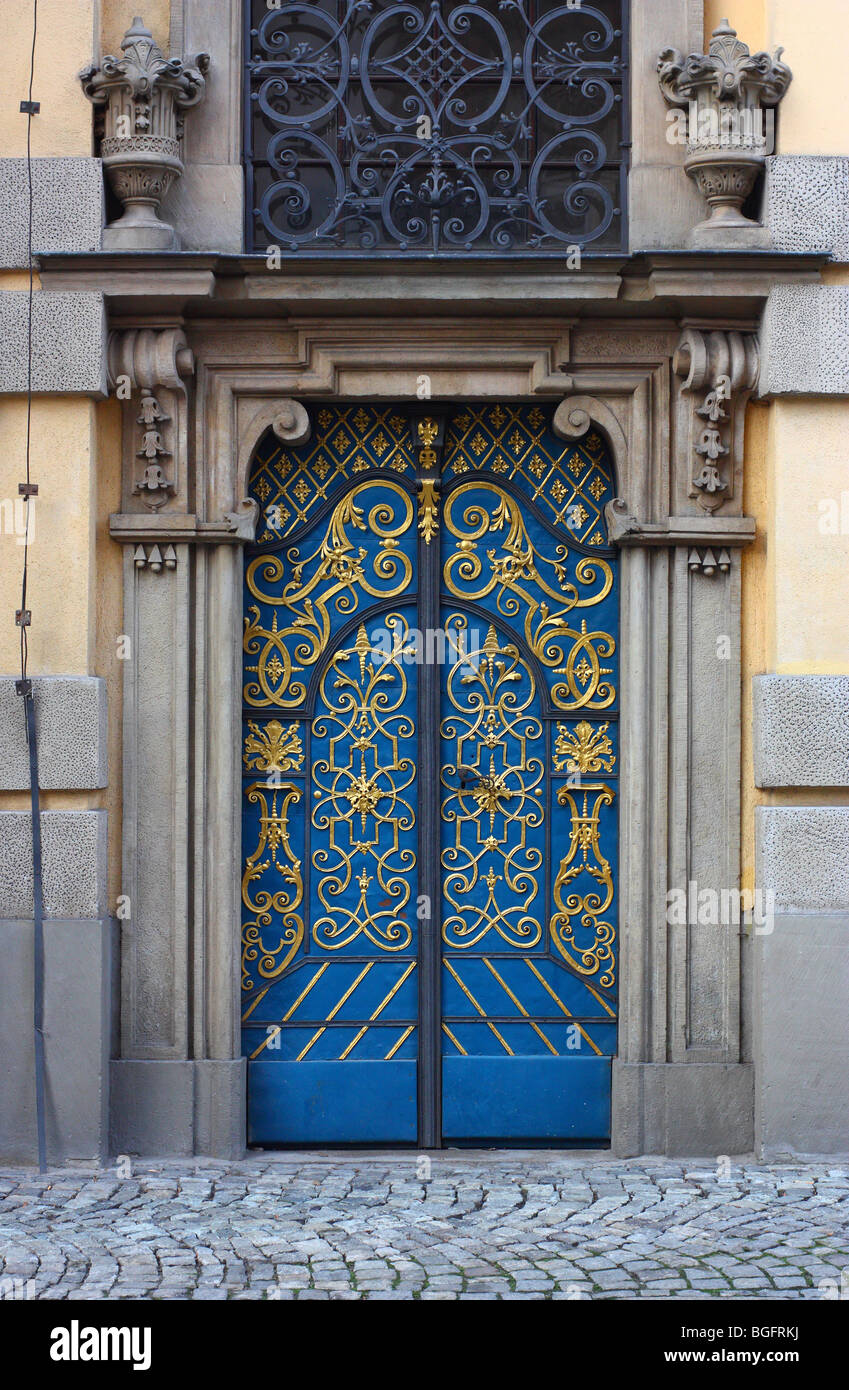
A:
[0,1157,846,1301]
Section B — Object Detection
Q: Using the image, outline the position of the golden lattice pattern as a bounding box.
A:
[443,404,614,546]
[250,405,415,541]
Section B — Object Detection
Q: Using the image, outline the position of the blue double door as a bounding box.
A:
[241,403,619,1145]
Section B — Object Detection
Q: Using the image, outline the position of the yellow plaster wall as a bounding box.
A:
[0,398,96,676]
[102,1,172,55]
[766,0,849,154]
[0,0,96,158]
[709,2,849,886]
[706,1,849,155]
[94,397,125,907]
[770,400,849,674]
[704,1,766,51]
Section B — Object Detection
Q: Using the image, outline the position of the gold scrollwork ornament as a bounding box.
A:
[550,782,616,988]
[241,783,305,989]
[244,481,413,707]
[442,484,616,710]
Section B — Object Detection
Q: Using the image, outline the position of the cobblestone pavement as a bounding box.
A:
[1,1155,847,1300]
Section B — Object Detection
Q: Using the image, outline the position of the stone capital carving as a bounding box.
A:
[674,327,758,512]
[80,18,209,251]
[224,498,260,543]
[658,21,792,236]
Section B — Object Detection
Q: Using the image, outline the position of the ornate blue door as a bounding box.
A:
[241,403,618,1144]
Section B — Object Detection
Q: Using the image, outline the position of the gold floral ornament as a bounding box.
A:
[554,721,616,774]
[418,478,440,543]
[243,720,304,773]
[550,783,616,988]
[241,784,305,988]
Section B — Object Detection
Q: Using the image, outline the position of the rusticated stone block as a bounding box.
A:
[754,675,849,787]
[0,291,106,395]
[758,284,849,396]
[0,810,108,918]
[765,155,849,262]
[0,157,103,268]
[0,676,107,790]
[757,806,849,912]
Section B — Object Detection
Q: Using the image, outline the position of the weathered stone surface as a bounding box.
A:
[0,291,106,395]
[0,918,114,1164]
[757,807,849,912]
[110,1062,195,1158]
[613,1062,754,1157]
[161,164,242,253]
[754,913,849,1156]
[0,1154,846,1300]
[0,158,103,268]
[754,675,849,787]
[109,1059,247,1160]
[0,811,108,918]
[758,285,849,397]
[0,677,107,791]
[765,156,849,262]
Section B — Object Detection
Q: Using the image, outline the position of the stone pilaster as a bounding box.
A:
[108,325,247,1157]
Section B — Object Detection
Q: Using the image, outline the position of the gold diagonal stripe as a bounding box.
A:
[441,1023,467,1056]
[483,959,558,1056]
[444,959,513,1055]
[297,963,374,1061]
[283,963,330,1021]
[247,963,333,1060]
[524,959,602,1057]
[245,962,332,1057]
[241,985,271,1023]
[384,1025,415,1060]
[339,962,417,1060]
[583,979,616,1018]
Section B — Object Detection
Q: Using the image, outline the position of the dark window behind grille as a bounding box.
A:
[244,1,629,256]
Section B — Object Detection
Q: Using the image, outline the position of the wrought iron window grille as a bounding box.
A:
[244,1,629,257]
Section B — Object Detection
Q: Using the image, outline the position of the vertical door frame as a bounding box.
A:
[111,316,759,1156]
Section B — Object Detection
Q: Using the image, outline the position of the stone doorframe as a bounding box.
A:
[108,314,760,1158]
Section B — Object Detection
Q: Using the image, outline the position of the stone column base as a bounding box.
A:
[110,1058,246,1159]
[612,1061,754,1157]
[0,918,116,1165]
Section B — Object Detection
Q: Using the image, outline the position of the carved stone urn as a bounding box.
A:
[658,20,792,243]
[80,18,209,250]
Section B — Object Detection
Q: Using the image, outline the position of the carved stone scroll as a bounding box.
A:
[674,328,759,512]
[109,327,194,513]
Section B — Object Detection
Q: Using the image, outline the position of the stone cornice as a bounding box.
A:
[35,251,826,319]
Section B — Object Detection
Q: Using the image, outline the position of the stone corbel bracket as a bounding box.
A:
[673,328,759,512]
[108,327,194,512]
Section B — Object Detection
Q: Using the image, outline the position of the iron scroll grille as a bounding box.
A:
[244,1,629,256]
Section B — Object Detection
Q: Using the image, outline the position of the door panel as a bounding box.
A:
[241,402,619,1146]
[242,411,421,1143]
[438,404,619,1143]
